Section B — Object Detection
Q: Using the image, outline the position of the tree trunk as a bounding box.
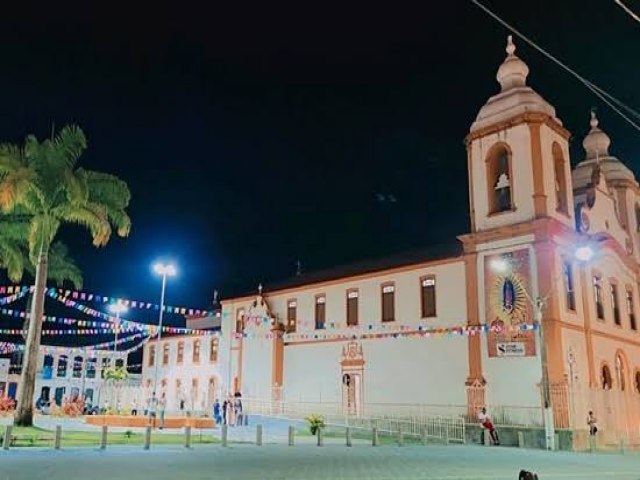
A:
[14,252,48,426]
[21,293,34,341]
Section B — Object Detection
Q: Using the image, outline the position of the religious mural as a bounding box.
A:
[485,249,537,357]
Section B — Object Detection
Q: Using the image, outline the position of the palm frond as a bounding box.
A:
[26,241,83,289]
[52,203,112,247]
[0,240,26,283]
[54,125,87,169]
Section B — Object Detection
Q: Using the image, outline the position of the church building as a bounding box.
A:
[147,37,640,448]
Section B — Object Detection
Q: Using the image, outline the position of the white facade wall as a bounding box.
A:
[141,334,225,412]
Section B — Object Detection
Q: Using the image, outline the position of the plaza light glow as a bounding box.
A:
[574,246,594,262]
[153,263,177,277]
[489,257,511,273]
[108,303,128,314]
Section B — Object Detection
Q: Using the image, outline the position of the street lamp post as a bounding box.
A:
[108,303,128,357]
[152,263,176,400]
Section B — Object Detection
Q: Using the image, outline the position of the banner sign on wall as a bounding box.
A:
[485,249,537,358]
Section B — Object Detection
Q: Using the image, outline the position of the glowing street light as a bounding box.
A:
[108,303,128,355]
[152,262,177,402]
[574,246,595,263]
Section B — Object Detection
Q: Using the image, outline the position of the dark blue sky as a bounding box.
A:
[0,0,638,313]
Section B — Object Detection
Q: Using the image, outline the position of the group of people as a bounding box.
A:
[213,393,244,426]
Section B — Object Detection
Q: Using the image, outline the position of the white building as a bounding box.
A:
[1,348,136,408]
[141,315,224,412]
[216,37,640,447]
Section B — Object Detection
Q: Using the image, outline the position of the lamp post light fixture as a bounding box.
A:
[152,263,177,401]
[108,303,128,356]
[489,244,599,451]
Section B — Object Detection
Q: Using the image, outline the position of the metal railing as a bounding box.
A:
[242,398,466,443]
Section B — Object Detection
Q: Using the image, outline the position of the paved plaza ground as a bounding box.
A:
[1,442,639,480]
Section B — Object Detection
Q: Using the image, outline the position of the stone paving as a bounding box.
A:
[1,442,639,480]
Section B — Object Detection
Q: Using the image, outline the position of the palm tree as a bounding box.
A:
[0,125,131,426]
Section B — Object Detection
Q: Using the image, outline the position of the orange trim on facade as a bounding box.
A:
[529,123,548,217]
[467,143,476,232]
[579,265,597,387]
[272,325,284,388]
[466,111,571,143]
[464,252,484,385]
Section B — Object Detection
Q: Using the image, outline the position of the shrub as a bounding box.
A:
[0,396,16,413]
[305,414,325,436]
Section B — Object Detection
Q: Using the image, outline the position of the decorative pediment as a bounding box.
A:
[575,165,631,255]
[340,341,365,368]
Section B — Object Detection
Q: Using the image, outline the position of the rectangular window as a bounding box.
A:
[177,342,184,364]
[100,357,110,378]
[611,283,621,326]
[563,261,576,311]
[287,300,297,332]
[381,284,395,322]
[315,295,326,329]
[346,290,358,326]
[162,343,170,365]
[421,277,437,318]
[193,340,201,363]
[148,346,155,367]
[593,276,604,320]
[209,338,219,363]
[626,289,637,331]
[192,378,199,399]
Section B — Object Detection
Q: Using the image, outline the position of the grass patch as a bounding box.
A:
[1,426,219,448]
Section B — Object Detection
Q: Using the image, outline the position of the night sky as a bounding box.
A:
[0,0,638,316]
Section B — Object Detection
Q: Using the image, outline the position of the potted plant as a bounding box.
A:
[305,414,325,436]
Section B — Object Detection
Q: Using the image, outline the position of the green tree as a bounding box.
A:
[0,125,131,426]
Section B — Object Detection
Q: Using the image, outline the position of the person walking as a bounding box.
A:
[131,399,138,416]
[478,407,500,445]
[222,399,228,425]
[213,399,221,425]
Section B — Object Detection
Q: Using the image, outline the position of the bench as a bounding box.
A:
[3,435,54,446]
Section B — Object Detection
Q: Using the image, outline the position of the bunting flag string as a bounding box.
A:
[47,290,214,335]
[0,284,215,317]
[0,308,142,332]
[232,322,539,342]
[0,328,129,336]
[0,288,32,306]
[2,331,150,356]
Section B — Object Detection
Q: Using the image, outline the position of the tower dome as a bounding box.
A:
[582,111,611,160]
[496,36,530,90]
[572,111,636,191]
[471,36,559,132]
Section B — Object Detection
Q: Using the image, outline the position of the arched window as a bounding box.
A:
[486,144,513,214]
[635,370,640,394]
[193,340,201,363]
[148,345,156,367]
[57,355,68,378]
[553,142,569,214]
[72,356,83,378]
[602,364,613,390]
[209,338,219,363]
[616,353,627,391]
[635,204,640,232]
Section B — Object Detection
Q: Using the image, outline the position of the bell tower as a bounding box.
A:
[466,36,574,233]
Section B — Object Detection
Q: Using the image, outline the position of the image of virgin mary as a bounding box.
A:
[502,278,516,313]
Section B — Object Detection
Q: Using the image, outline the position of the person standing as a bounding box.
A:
[478,407,500,445]
[131,399,138,416]
[148,394,157,427]
[587,411,598,436]
[234,396,243,426]
[159,395,166,430]
[222,399,228,425]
